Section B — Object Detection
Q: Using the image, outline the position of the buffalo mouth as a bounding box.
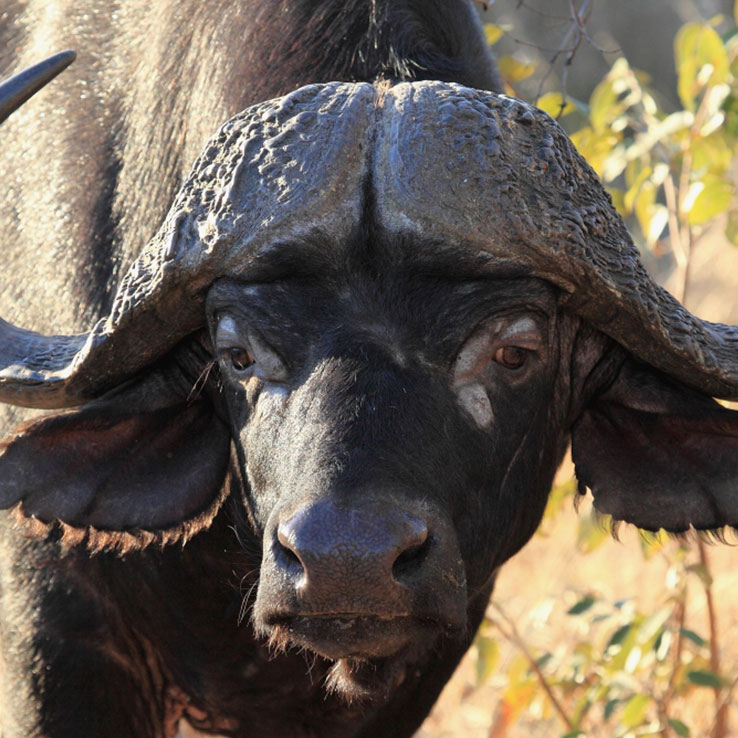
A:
[261,613,457,701]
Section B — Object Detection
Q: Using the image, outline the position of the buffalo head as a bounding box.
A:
[1,57,738,700]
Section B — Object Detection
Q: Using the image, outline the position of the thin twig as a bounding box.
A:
[657,584,687,738]
[533,0,591,102]
[711,673,738,735]
[488,602,576,733]
[698,541,729,738]
[663,174,689,272]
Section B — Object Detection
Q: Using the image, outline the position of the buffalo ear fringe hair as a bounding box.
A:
[11,482,230,555]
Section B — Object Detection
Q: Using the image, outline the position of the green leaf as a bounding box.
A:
[498,55,536,82]
[604,698,620,720]
[536,92,576,119]
[589,75,624,132]
[734,0,738,25]
[687,669,725,688]
[680,628,707,648]
[690,131,734,174]
[668,718,691,737]
[634,185,666,245]
[567,594,596,615]
[536,652,553,669]
[647,205,669,245]
[684,174,733,226]
[560,732,586,738]
[571,693,593,727]
[607,186,626,216]
[475,635,500,685]
[621,693,651,728]
[484,23,504,46]
[624,165,653,214]
[654,628,672,661]
[722,92,738,137]
[674,23,730,111]
[606,624,632,650]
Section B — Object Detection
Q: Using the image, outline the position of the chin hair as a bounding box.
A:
[324,656,409,703]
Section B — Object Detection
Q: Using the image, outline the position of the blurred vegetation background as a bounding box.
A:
[418,2,738,737]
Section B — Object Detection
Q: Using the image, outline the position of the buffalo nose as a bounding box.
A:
[274,499,430,612]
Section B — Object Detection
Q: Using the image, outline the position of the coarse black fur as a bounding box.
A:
[3,2,738,738]
[0,0,500,338]
[0,3,508,736]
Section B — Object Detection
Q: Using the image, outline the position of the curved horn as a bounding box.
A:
[0,51,76,124]
[4,78,737,408]
[373,82,738,400]
[0,82,375,408]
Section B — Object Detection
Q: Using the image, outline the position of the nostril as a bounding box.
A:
[275,522,304,572]
[278,543,302,569]
[392,534,432,580]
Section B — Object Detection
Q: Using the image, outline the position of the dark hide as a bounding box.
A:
[2,3,738,738]
[0,0,500,337]
[0,225,580,736]
[573,358,738,532]
[0,346,231,545]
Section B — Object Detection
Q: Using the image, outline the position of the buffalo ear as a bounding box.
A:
[572,358,738,533]
[0,384,231,552]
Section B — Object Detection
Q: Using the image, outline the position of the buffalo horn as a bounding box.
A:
[1,80,738,407]
[0,51,76,125]
[0,82,374,407]
[372,83,738,400]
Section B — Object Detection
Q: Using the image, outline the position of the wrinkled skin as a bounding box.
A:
[3,3,738,738]
[0,224,615,737]
[208,235,575,697]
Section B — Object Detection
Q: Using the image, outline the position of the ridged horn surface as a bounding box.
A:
[0,82,375,407]
[373,82,738,400]
[2,79,737,408]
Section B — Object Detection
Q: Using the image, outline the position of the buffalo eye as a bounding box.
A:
[214,315,289,383]
[494,345,528,370]
[229,346,255,372]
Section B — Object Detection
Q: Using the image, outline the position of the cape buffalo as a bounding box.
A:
[1,2,737,737]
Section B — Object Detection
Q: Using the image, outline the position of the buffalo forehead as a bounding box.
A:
[172,82,376,276]
[198,81,591,276]
[371,82,588,283]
